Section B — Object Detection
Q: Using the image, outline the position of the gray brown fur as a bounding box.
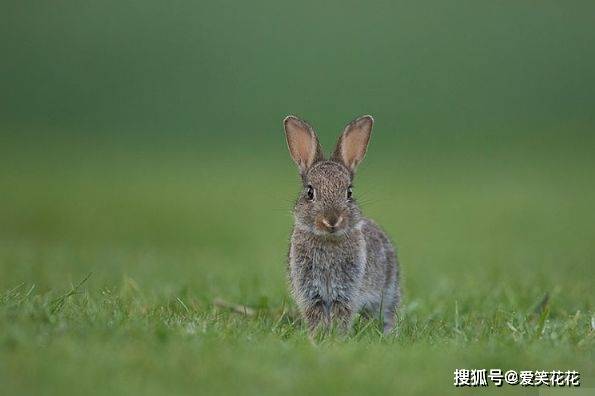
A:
[284,115,400,335]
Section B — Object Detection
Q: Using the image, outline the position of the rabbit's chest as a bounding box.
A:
[291,243,366,304]
[309,257,351,301]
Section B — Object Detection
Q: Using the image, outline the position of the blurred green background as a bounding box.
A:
[1,1,594,395]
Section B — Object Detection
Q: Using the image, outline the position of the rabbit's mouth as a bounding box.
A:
[312,227,350,239]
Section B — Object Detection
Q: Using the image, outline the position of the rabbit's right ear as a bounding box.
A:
[284,116,324,175]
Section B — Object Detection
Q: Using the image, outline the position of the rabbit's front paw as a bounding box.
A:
[330,301,354,333]
[303,301,328,335]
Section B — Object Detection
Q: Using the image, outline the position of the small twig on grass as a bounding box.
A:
[213,297,256,316]
[24,284,36,299]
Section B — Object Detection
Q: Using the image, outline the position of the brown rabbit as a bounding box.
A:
[284,115,401,335]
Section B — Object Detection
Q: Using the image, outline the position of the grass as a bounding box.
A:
[0,130,594,395]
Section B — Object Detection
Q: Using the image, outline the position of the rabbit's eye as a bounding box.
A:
[306,185,315,201]
[347,186,353,199]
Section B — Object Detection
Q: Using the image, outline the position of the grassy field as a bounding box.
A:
[0,129,593,395]
[2,0,595,394]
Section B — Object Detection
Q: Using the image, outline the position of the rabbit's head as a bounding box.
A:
[284,115,373,237]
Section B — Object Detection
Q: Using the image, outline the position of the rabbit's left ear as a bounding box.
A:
[331,115,374,173]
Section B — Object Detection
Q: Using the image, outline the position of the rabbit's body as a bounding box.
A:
[283,116,400,335]
[289,213,399,333]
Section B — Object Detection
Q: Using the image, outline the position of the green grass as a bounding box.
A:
[0,130,594,395]
[3,0,595,393]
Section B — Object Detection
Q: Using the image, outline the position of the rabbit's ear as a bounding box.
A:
[284,116,324,174]
[331,115,374,173]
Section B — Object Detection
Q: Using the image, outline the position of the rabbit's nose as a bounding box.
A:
[322,215,343,231]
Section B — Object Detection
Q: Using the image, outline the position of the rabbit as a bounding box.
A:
[284,115,401,336]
